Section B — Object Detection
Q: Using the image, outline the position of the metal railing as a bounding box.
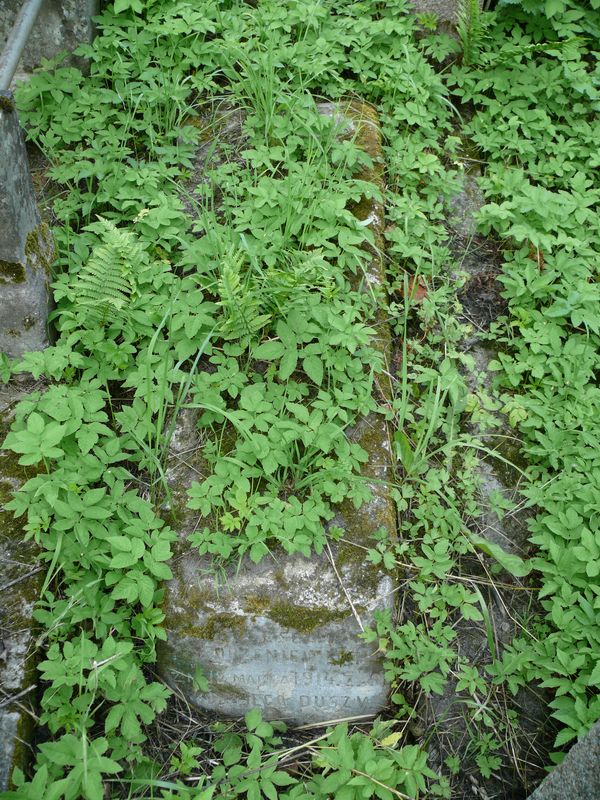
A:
[0,0,43,91]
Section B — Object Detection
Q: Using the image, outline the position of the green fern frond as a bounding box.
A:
[75,218,143,326]
[216,247,270,340]
[457,0,484,66]
[260,250,336,314]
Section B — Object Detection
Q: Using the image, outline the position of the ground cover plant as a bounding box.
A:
[1,0,600,797]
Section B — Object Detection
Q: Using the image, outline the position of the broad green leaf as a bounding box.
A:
[469,535,531,578]
[253,340,285,360]
[278,348,298,380]
[303,355,323,385]
[245,708,262,731]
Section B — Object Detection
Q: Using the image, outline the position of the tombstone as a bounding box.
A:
[0,94,53,359]
[0,379,42,790]
[157,103,397,724]
[0,0,99,80]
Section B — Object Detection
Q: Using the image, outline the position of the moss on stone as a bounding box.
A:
[491,435,529,483]
[244,595,271,614]
[210,681,250,700]
[1,406,29,474]
[0,261,26,284]
[180,612,247,641]
[0,477,23,540]
[24,223,54,276]
[273,568,289,590]
[0,478,12,503]
[165,583,217,625]
[267,602,347,633]
[0,94,15,113]
[0,224,53,298]
[335,536,368,569]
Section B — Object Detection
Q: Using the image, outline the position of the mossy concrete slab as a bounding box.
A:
[157,102,396,724]
[0,103,53,357]
[0,379,41,790]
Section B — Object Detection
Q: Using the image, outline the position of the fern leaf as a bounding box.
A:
[74,218,142,326]
[457,0,483,66]
[216,247,270,340]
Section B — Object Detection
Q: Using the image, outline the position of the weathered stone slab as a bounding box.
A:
[0,379,41,790]
[0,0,98,80]
[527,721,600,800]
[0,97,53,358]
[450,165,531,554]
[418,151,552,796]
[157,102,396,724]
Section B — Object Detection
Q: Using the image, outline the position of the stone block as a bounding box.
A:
[408,0,482,27]
[409,0,461,25]
[0,98,53,358]
[0,379,42,790]
[526,721,600,800]
[157,103,397,724]
[0,0,99,78]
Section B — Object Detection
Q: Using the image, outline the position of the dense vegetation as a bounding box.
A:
[1,0,599,797]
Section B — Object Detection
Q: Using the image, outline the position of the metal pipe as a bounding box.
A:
[0,0,44,91]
